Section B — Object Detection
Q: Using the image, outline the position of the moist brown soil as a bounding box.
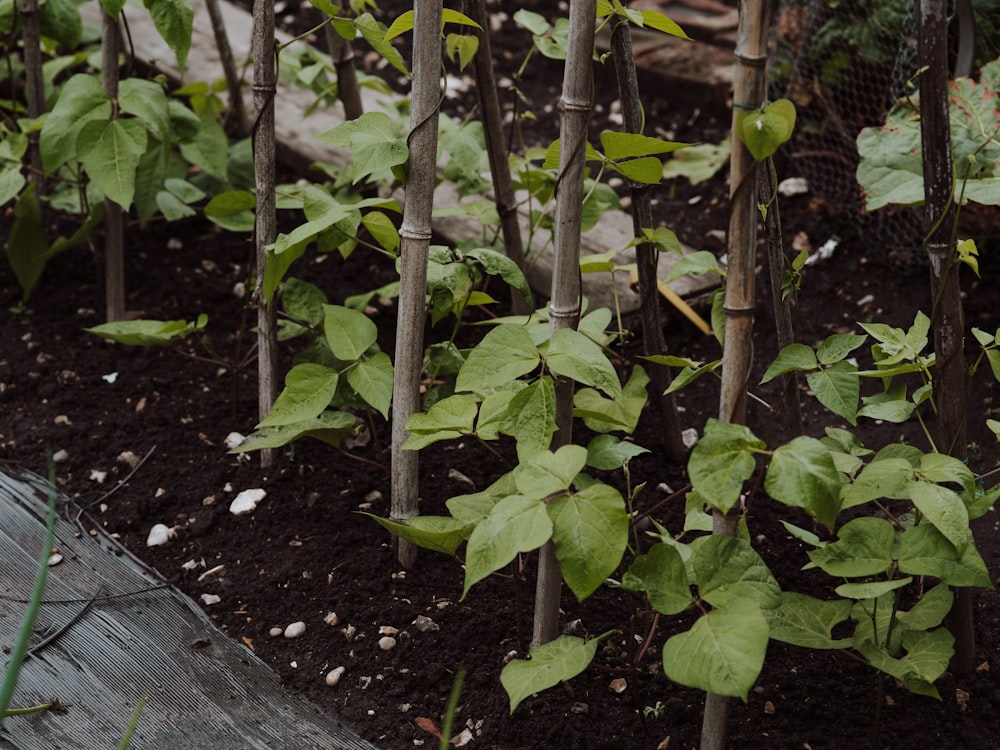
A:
[4,2,1000,749]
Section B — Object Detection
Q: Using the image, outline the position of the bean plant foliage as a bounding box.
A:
[9,0,998,734]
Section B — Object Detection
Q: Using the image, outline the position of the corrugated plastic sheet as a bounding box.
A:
[0,466,379,750]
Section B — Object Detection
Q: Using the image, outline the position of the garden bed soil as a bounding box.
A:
[3,2,1000,748]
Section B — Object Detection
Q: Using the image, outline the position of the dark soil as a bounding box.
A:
[3,2,1000,749]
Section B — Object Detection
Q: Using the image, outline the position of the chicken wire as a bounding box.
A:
[771,0,1000,261]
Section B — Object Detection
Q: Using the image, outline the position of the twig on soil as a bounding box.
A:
[26,585,103,658]
[73,445,157,526]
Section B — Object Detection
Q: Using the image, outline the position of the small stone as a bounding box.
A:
[230,488,266,515]
[342,624,357,641]
[412,615,439,633]
[54,415,70,425]
[146,524,174,547]
[569,702,589,715]
[89,469,107,484]
[378,625,399,636]
[778,176,809,197]
[200,593,221,606]
[47,553,63,566]
[269,627,283,637]
[284,621,306,639]
[451,728,474,748]
[378,636,397,651]
[364,490,383,504]
[224,432,246,450]
[325,666,346,686]
[681,428,699,448]
[763,700,776,714]
[232,282,246,299]
[324,612,340,626]
[202,495,217,506]
[117,451,140,469]
[52,449,69,463]
[609,678,627,693]
[167,237,183,251]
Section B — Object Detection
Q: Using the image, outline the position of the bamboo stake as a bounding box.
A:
[610,12,687,463]
[206,0,249,136]
[917,0,973,676]
[324,22,364,121]
[102,7,124,323]
[532,0,597,650]
[391,1,444,569]
[252,0,279,469]
[466,0,529,315]
[17,0,44,194]
[702,1,771,747]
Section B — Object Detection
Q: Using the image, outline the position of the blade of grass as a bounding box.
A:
[438,667,466,750]
[116,695,148,750]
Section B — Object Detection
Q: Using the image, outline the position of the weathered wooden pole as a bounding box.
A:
[102,6,124,323]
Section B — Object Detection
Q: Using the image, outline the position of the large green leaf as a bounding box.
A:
[808,517,894,577]
[908,480,969,553]
[896,583,953,632]
[231,411,358,452]
[806,361,859,425]
[575,365,649,434]
[898,524,993,588]
[692,535,781,609]
[688,419,765,514]
[40,0,82,47]
[363,514,471,555]
[841,457,914,509]
[856,628,954,699]
[40,74,110,173]
[258,363,339,427]
[118,78,172,141]
[760,343,817,383]
[85,316,206,347]
[765,436,843,528]
[585,434,650,471]
[737,99,796,162]
[347,351,393,418]
[178,114,228,178]
[403,394,478,449]
[622,543,692,615]
[548,483,628,601]
[323,304,377,361]
[501,635,601,714]
[77,118,147,208]
[661,599,769,701]
[763,592,853,649]
[463,495,551,598]
[143,0,194,74]
[514,445,587,500]
[504,377,556,458]
[457,324,539,396]
[6,189,48,301]
[462,247,533,311]
[545,328,622,398]
[317,112,408,183]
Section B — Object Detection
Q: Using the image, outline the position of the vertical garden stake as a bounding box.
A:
[17,0,44,195]
[206,0,249,136]
[101,6,124,323]
[252,0,279,468]
[324,21,364,122]
[467,0,529,314]
[391,1,444,569]
[702,0,771,747]
[610,12,687,462]
[532,0,597,649]
[917,0,974,675]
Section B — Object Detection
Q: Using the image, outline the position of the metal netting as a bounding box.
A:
[771,0,1000,260]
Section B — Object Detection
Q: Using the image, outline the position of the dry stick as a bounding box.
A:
[17,0,44,195]
[917,0,973,676]
[391,2,444,569]
[324,23,364,121]
[532,0,597,650]
[252,0,279,469]
[102,7,125,323]
[609,15,687,463]
[206,0,249,136]
[758,157,803,435]
[702,1,771,748]
[466,0,530,315]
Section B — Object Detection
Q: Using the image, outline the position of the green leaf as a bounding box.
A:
[842,457,913,509]
[585,434,650,471]
[909,480,969,553]
[693,535,781,610]
[816,333,868,364]
[806,361,859,425]
[513,445,587,500]
[155,190,195,220]
[317,112,408,184]
[282,277,327,326]
[6,188,48,300]
[760,343,817,383]
[462,247,533,311]
[457,324,539,396]
[917,453,976,493]
[0,164,25,209]
[232,411,358,452]
[362,211,400,253]
[463,495,551,597]
[688,419,764,513]
[347,351,393,418]
[259,363,339,427]
[638,9,691,38]
[546,328,622,398]
[77,119,147,208]
[737,99,796,162]
[363,514,471,555]
[622,543,692,615]
[383,10,414,40]
[575,365,649,434]
[404,394,478,448]
[143,0,194,73]
[663,250,723,283]
[85,316,206,347]
[856,628,954,698]
[808,517,894,577]
[445,32,479,71]
[504,377,556,458]
[763,592,853,649]
[549,483,628,601]
[896,583,953,632]
[661,599,769,701]
[501,635,602,714]
[601,131,692,159]
[766,436,843,527]
[835,577,911,599]
[40,74,109,173]
[662,137,731,185]
[118,78,172,141]
[205,189,255,217]
[40,0,83,47]
[898,524,993,588]
[446,473,516,525]
[323,304,377,361]
[356,12,408,75]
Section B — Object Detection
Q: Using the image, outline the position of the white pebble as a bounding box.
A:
[230,488,266,515]
[89,469,107,484]
[378,625,398,636]
[269,627,283,637]
[284,621,307,639]
[224,432,246,450]
[117,451,140,469]
[378,636,397,651]
[52,449,69,463]
[324,612,340,626]
[47,553,63,567]
[146,524,174,547]
[413,615,439,633]
[200,593,221,606]
[682,428,699,448]
[325,666,346,686]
